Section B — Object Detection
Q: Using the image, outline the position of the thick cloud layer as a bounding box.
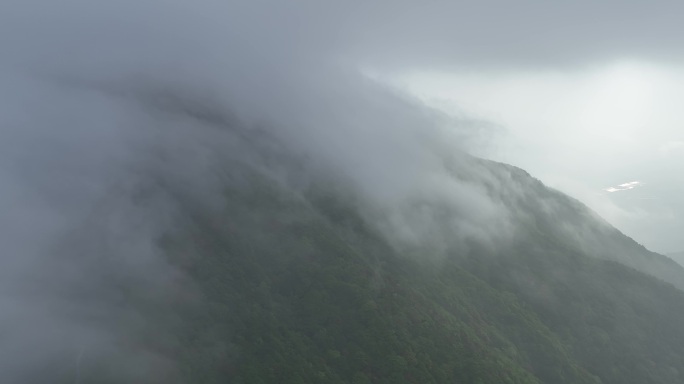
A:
[1,0,682,380]
[0,0,491,380]
[8,0,684,74]
[303,0,684,70]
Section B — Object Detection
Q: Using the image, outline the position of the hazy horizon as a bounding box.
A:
[2,1,681,254]
[386,64,684,254]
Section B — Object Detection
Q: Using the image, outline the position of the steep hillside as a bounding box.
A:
[460,159,684,290]
[150,155,684,384]
[6,2,684,384]
[57,127,684,384]
[668,252,684,267]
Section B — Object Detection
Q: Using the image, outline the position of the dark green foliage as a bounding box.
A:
[146,160,684,384]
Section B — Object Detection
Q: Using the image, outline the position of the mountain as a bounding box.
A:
[48,120,684,384]
[668,252,684,267]
[469,159,684,291]
[5,1,684,382]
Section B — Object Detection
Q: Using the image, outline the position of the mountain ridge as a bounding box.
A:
[134,125,684,384]
[17,87,683,383]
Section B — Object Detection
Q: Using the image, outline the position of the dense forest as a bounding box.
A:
[5,2,684,384]
[45,124,684,384]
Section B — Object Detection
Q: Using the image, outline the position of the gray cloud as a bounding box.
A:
[0,1,461,379]
[339,1,684,70]
[1,0,682,380]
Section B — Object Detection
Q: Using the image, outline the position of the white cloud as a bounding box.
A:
[604,181,643,193]
[389,61,684,252]
[660,141,684,156]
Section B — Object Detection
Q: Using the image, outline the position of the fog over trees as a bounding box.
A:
[1,1,683,383]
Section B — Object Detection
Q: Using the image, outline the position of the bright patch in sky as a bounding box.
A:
[604,181,642,193]
[382,61,684,253]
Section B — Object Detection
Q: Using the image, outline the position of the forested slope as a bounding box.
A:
[99,147,684,384]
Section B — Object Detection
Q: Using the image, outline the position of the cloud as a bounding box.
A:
[0,0,512,380]
[387,59,684,253]
[660,141,684,156]
[328,1,684,70]
[2,0,684,379]
[605,181,643,193]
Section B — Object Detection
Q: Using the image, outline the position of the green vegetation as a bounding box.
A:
[140,161,684,384]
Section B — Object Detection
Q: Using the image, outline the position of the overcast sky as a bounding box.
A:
[380,1,683,254]
[389,62,684,254]
[339,1,684,254]
[3,1,684,379]
[184,0,684,253]
[1,0,682,253]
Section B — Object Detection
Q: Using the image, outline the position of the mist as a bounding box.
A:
[389,61,684,253]
[2,0,682,381]
[0,0,499,380]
